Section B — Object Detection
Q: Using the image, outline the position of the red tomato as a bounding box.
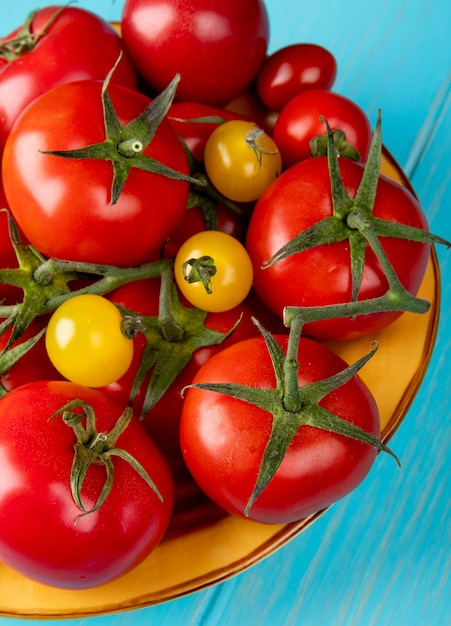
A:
[245,157,431,339]
[102,278,268,459]
[0,5,137,157]
[273,89,372,167]
[256,43,337,111]
[163,204,247,258]
[0,320,63,392]
[168,101,247,162]
[121,0,270,106]
[0,185,22,305]
[180,334,380,523]
[0,380,174,589]
[2,79,190,266]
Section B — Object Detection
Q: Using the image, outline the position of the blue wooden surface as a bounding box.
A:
[1,1,450,624]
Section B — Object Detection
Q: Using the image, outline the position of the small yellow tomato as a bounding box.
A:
[45,294,134,387]
[174,231,253,313]
[204,120,282,202]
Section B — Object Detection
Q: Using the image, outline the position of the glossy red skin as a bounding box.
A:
[256,43,337,111]
[2,80,190,266]
[102,279,266,459]
[163,204,247,257]
[168,101,247,162]
[180,334,380,523]
[0,380,174,589]
[0,184,22,305]
[273,89,372,167]
[245,157,431,340]
[0,320,63,392]
[0,6,137,157]
[121,0,270,106]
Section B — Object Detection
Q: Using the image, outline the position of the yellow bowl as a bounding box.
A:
[0,148,440,619]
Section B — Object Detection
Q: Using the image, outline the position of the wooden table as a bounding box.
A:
[1,1,450,624]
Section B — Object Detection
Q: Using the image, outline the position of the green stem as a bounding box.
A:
[158,262,184,342]
[283,313,303,413]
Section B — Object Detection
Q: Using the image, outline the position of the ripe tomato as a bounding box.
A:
[102,277,263,459]
[245,156,431,339]
[0,5,137,157]
[256,43,338,111]
[174,231,254,312]
[2,79,190,266]
[180,334,380,523]
[273,89,372,167]
[204,120,282,202]
[45,294,134,388]
[0,380,174,589]
[163,204,247,258]
[0,188,22,305]
[121,0,269,106]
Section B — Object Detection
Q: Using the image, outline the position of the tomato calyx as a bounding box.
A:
[0,6,67,62]
[184,317,400,516]
[51,399,163,517]
[182,256,217,294]
[39,58,199,204]
[118,268,240,417]
[0,214,170,365]
[264,111,451,318]
[309,128,362,161]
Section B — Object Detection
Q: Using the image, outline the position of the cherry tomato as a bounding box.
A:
[121,0,269,106]
[0,5,138,158]
[273,89,372,167]
[256,43,337,111]
[245,157,430,339]
[204,120,282,202]
[2,79,190,266]
[174,231,254,312]
[45,294,134,387]
[180,334,380,523]
[0,380,174,589]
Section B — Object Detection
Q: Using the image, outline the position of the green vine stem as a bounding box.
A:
[263,111,451,320]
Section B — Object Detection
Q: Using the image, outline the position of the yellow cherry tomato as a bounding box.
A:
[174,231,254,313]
[45,294,134,387]
[204,120,282,202]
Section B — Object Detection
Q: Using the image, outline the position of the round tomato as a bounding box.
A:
[180,334,380,523]
[0,5,137,157]
[121,0,269,106]
[45,294,134,388]
[204,120,282,203]
[163,204,247,258]
[174,231,254,312]
[245,156,431,339]
[2,79,190,266]
[273,89,372,167]
[256,43,337,111]
[0,187,23,305]
[102,277,264,459]
[0,380,174,589]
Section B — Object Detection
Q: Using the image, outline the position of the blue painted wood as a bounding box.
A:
[1,1,450,625]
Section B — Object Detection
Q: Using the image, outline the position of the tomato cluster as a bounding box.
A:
[0,1,445,590]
